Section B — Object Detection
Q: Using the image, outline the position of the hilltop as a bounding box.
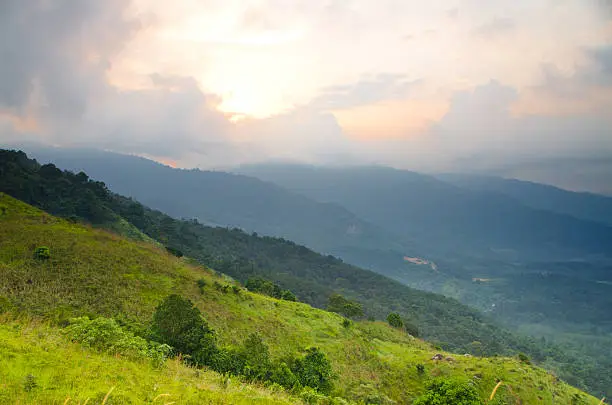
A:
[0,193,601,404]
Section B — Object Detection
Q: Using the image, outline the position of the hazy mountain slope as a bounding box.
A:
[437,173,612,226]
[240,164,612,260]
[0,149,527,356]
[17,146,409,257]
[1,194,602,404]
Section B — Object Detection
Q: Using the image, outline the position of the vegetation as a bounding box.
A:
[0,149,544,358]
[387,312,404,328]
[0,193,601,404]
[327,294,364,319]
[246,277,297,301]
[413,379,484,405]
[1,149,610,397]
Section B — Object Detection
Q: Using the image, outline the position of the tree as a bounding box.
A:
[293,347,334,394]
[414,379,484,405]
[327,294,364,319]
[387,312,404,328]
[150,294,216,365]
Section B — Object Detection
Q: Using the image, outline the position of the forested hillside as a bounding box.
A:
[1,149,610,397]
[0,193,601,404]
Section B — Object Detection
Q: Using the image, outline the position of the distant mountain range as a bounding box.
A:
[240,163,612,261]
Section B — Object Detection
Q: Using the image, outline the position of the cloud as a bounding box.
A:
[308,74,422,111]
[1,0,612,192]
[473,17,515,38]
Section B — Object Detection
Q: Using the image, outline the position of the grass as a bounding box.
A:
[0,193,602,404]
[0,318,302,404]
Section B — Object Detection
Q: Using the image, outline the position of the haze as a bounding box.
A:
[1,0,611,193]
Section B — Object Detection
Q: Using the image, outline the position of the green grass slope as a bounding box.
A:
[0,193,600,404]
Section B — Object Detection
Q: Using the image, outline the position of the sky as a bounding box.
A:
[1,0,612,193]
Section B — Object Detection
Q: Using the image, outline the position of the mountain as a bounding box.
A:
[0,193,600,404]
[437,173,612,226]
[5,148,612,396]
[0,149,529,355]
[15,145,413,259]
[239,164,612,261]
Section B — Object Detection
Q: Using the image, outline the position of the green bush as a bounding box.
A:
[246,277,297,301]
[33,246,50,260]
[518,352,531,365]
[280,289,297,302]
[327,294,363,319]
[150,294,217,366]
[293,347,334,394]
[270,362,298,389]
[416,363,425,374]
[239,333,271,380]
[414,379,484,405]
[65,316,171,365]
[386,312,403,328]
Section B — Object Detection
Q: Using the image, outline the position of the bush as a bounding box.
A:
[65,316,171,365]
[270,362,298,389]
[518,352,531,365]
[386,312,403,328]
[293,347,334,394]
[246,277,297,301]
[33,246,50,260]
[280,289,297,302]
[197,278,207,291]
[414,379,484,405]
[241,333,271,375]
[327,294,363,319]
[416,363,425,374]
[150,294,217,366]
[341,318,352,328]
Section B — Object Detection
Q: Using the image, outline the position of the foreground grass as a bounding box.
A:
[0,193,601,404]
[0,319,302,404]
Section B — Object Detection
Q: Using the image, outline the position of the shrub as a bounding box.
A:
[165,246,184,257]
[23,375,37,392]
[33,246,50,260]
[240,333,271,380]
[150,294,217,366]
[197,279,207,291]
[341,318,352,328]
[327,294,363,319]
[518,352,531,365]
[280,289,297,302]
[246,277,297,301]
[414,379,484,405]
[270,362,298,389]
[293,347,334,394]
[65,316,171,365]
[386,312,403,328]
[416,363,425,374]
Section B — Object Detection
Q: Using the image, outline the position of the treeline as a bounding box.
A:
[1,149,605,394]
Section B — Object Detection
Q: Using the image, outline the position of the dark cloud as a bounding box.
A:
[0,0,139,120]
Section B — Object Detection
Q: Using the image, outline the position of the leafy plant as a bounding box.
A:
[33,246,50,260]
[150,294,216,366]
[293,347,334,394]
[414,379,484,405]
[23,374,37,392]
[327,294,364,319]
[65,316,171,365]
[386,312,403,328]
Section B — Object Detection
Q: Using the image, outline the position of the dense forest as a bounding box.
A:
[1,149,610,396]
